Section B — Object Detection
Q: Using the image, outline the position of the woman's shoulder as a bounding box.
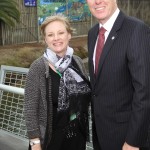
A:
[29,56,47,73]
[72,55,88,78]
[72,55,84,68]
[31,56,44,65]
[73,55,82,63]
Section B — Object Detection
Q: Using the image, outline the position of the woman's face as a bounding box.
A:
[44,20,71,57]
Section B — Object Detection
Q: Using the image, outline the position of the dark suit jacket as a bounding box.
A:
[88,11,150,150]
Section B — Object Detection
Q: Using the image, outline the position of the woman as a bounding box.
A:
[24,14,91,150]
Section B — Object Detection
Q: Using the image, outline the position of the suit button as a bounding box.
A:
[93,94,96,97]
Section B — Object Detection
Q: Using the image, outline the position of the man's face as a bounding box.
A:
[86,0,118,24]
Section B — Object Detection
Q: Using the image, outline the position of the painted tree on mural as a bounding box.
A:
[0,0,20,27]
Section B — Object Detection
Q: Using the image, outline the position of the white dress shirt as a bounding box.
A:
[93,8,120,71]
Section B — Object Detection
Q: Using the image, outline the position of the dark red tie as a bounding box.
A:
[95,27,106,75]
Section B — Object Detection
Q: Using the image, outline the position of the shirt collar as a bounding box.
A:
[99,8,120,32]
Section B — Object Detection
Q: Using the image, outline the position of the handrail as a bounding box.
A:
[0,84,24,95]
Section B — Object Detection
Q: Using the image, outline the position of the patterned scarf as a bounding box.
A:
[44,46,91,112]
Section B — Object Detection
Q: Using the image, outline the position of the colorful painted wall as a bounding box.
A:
[37,0,91,25]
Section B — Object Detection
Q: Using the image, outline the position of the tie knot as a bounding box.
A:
[99,27,106,35]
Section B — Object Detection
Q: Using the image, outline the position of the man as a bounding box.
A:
[86,0,150,150]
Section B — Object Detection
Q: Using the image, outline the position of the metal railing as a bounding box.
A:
[0,65,28,139]
[0,65,93,149]
[0,84,24,95]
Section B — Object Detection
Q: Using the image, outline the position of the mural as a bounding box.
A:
[37,0,91,25]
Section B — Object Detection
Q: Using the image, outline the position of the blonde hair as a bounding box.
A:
[40,14,75,37]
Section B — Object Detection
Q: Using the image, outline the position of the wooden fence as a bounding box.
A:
[0,0,149,46]
[0,0,38,45]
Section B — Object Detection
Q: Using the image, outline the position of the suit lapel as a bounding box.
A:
[95,11,126,82]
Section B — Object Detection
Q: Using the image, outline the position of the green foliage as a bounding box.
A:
[0,0,20,27]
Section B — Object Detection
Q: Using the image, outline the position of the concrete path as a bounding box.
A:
[0,130,28,150]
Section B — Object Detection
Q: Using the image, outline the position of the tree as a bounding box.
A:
[0,0,20,27]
